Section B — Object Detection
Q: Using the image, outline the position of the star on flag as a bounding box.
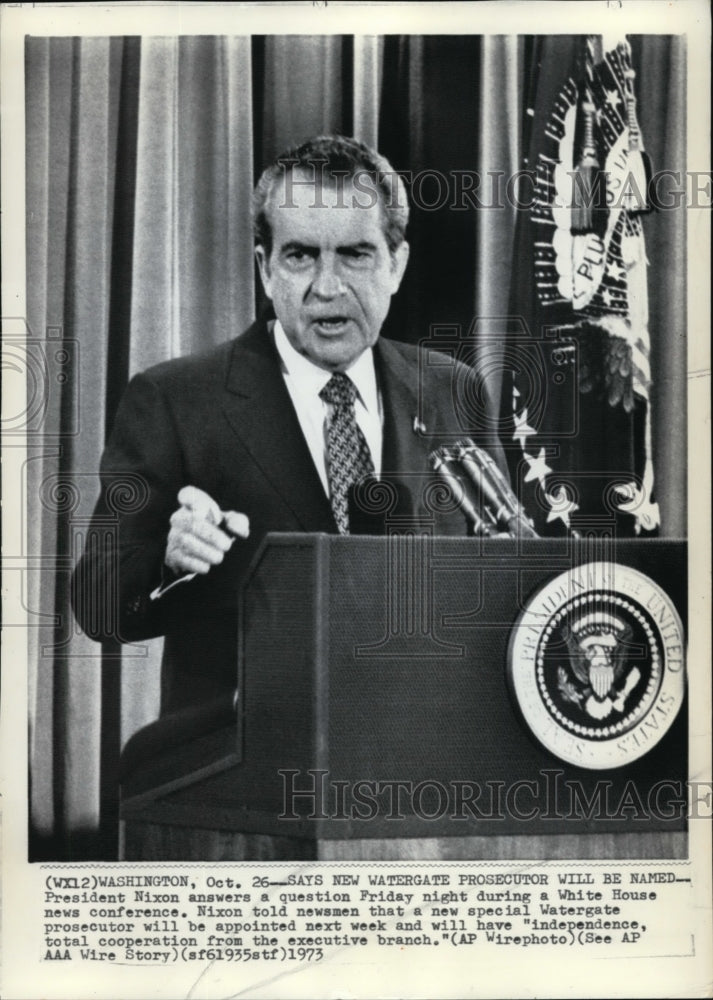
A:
[604,88,622,111]
[545,485,580,527]
[523,448,553,484]
[606,260,625,282]
[513,408,537,450]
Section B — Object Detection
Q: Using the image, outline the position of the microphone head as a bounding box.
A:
[429,445,493,535]
[430,441,539,538]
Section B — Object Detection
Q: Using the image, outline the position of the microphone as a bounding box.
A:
[430,448,496,536]
[430,438,539,538]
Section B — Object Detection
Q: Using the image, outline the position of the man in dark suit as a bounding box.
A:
[72,135,504,713]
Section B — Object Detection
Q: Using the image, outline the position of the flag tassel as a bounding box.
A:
[571,96,607,235]
[623,67,653,213]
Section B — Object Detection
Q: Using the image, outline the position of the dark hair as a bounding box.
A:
[252,134,409,256]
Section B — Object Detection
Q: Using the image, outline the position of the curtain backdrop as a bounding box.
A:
[25,35,686,859]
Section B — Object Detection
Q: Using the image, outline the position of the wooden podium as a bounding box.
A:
[121,536,687,860]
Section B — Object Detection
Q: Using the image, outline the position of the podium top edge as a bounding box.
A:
[258,532,688,545]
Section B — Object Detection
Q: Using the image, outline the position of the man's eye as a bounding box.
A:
[285,249,314,264]
[341,248,371,263]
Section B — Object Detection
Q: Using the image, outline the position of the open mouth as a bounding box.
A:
[312,316,351,333]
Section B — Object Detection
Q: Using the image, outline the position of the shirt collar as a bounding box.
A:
[273,320,379,413]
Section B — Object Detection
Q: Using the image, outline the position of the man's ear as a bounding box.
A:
[255,245,273,299]
[389,240,410,294]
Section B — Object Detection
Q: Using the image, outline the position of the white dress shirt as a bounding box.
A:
[273,320,383,495]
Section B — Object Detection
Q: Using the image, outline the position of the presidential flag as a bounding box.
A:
[503,35,659,538]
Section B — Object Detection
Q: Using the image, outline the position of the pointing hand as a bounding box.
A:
[165,486,249,576]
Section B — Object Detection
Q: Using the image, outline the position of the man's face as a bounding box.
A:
[256,171,409,371]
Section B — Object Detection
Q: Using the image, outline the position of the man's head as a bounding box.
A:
[253,135,410,371]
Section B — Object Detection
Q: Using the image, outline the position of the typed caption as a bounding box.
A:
[40,863,695,966]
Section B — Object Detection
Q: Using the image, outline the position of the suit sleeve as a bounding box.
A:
[71,371,193,642]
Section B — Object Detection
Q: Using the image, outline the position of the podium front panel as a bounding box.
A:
[229,536,686,840]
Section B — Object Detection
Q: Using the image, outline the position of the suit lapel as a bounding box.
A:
[375,338,437,521]
[220,327,436,532]
[222,322,337,532]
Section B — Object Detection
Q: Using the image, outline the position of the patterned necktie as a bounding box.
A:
[320,372,375,534]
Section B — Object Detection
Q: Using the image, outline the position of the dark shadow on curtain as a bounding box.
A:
[379,36,481,347]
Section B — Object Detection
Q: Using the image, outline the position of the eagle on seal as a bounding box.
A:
[562,612,635,714]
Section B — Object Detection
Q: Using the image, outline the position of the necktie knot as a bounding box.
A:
[319,372,358,409]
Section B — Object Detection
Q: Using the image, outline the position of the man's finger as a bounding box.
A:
[185,516,234,551]
[177,534,227,566]
[220,511,250,539]
[177,485,222,523]
[170,508,230,549]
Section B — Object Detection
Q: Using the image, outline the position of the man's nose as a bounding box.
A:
[311,255,344,298]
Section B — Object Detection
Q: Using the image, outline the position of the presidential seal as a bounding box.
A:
[507,561,685,769]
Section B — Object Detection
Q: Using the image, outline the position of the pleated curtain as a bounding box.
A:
[27,35,257,858]
[25,35,685,859]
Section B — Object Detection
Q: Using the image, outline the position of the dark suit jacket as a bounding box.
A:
[72,320,505,712]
